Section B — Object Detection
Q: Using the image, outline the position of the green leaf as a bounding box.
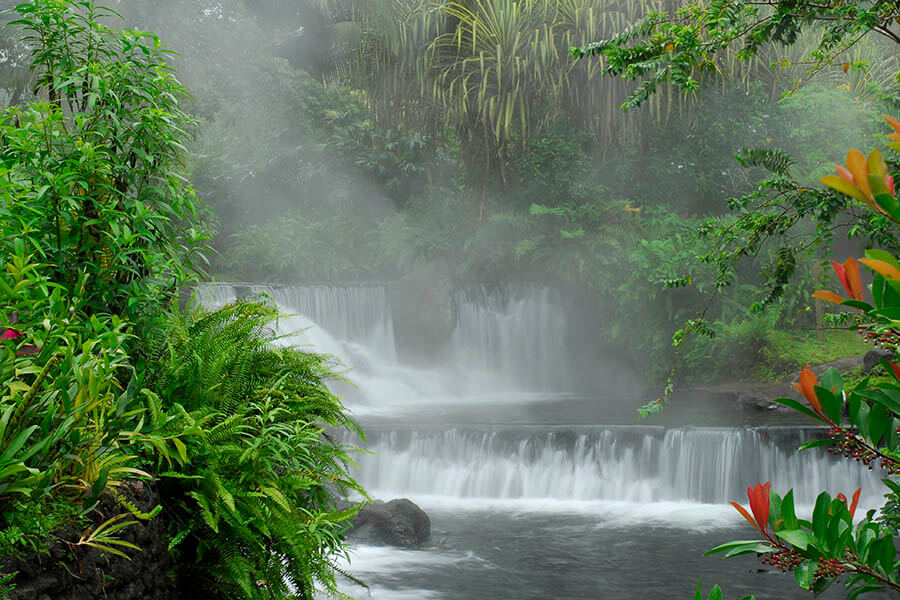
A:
[797,439,835,451]
[775,529,816,550]
[865,249,900,273]
[794,559,816,590]
[705,541,774,557]
[814,385,843,424]
[780,490,798,530]
[773,397,821,421]
[840,299,874,311]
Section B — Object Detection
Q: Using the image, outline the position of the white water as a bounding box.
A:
[196,283,575,409]
[201,282,882,598]
[352,426,882,507]
[198,282,879,510]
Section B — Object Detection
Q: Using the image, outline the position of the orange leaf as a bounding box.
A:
[811,290,845,304]
[844,257,863,301]
[868,149,888,178]
[730,501,765,536]
[846,149,872,199]
[843,62,850,73]
[850,488,861,519]
[860,258,900,280]
[884,114,900,135]
[820,175,873,206]
[835,165,855,183]
[794,366,824,417]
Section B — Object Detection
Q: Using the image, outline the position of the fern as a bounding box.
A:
[143,300,367,599]
[735,147,795,176]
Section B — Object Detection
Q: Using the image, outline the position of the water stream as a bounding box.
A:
[199,283,882,599]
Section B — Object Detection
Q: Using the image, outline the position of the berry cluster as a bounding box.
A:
[857,323,900,351]
[761,549,805,571]
[814,557,847,580]
[827,426,900,474]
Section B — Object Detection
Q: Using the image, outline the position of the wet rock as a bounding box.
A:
[346,499,430,548]
[1,481,173,600]
[864,348,895,373]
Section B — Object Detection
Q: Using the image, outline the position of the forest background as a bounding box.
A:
[2,0,896,385]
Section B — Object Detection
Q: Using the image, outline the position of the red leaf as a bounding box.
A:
[843,257,863,301]
[832,260,850,298]
[890,362,900,383]
[730,501,765,536]
[850,488,861,519]
[748,482,771,532]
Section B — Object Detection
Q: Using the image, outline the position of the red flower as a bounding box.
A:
[1,324,38,356]
[731,481,772,539]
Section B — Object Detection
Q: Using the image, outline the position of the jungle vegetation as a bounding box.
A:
[58,0,896,384]
[0,2,364,597]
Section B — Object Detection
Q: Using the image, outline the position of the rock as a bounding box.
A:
[1,480,173,600]
[864,348,895,373]
[388,260,456,362]
[346,499,430,548]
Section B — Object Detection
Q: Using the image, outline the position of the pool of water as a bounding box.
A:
[337,506,847,600]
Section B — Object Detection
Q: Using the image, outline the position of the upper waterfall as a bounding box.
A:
[196,282,583,409]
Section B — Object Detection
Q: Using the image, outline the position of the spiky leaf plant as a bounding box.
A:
[143,300,366,599]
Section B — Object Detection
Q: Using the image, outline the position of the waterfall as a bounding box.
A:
[197,282,873,513]
[450,284,569,390]
[351,426,882,506]
[195,283,453,405]
[196,282,577,406]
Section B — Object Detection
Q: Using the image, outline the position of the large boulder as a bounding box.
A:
[864,348,895,373]
[346,499,430,548]
[388,260,456,362]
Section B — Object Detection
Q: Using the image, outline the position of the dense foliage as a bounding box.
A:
[696,126,900,598]
[0,2,365,598]
[143,301,365,598]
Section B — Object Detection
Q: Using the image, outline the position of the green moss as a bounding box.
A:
[756,329,870,381]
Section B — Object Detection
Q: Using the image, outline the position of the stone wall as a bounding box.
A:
[1,481,173,600]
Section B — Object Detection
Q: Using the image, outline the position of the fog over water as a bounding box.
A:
[2,1,887,597]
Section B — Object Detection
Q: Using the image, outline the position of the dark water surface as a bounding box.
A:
[339,507,846,600]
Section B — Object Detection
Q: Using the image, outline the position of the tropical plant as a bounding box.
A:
[696,121,900,598]
[1,0,210,329]
[142,300,366,599]
[571,0,900,110]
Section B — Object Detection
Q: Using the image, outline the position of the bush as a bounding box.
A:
[142,300,366,598]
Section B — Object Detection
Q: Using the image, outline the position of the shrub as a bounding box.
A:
[142,300,366,599]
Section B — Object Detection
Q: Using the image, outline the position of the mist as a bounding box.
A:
[2,1,897,597]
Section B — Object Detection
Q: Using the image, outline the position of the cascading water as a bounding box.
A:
[199,282,872,599]
[351,426,881,506]
[450,284,568,390]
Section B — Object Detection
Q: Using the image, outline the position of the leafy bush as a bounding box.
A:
[1,6,365,600]
[697,118,900,598]
[142,300,365,599]
[1,0,210,328]
[0,241,183,562]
